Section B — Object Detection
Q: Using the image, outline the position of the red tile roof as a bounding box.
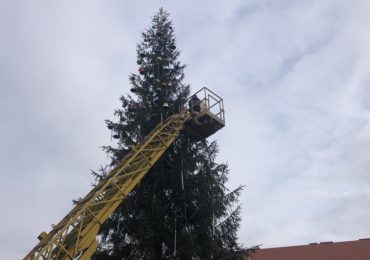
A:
[249,239,370,260]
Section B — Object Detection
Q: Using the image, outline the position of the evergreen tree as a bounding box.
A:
[93,8,243,259]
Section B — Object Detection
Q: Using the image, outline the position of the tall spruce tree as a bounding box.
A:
[93,8,243,259]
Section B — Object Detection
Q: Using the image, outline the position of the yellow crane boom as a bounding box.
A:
[24,87,224,260]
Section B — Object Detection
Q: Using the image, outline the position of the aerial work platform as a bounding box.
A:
[183,87,225,140]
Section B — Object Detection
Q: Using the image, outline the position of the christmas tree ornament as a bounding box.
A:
[139,103,146,109]
[163,102,169,109]
[156,56,163,64]
[113,134,120,139]
[130,87,138,93]
[107,123,114,130]
[128,102,136,112]
[139,67,145,75]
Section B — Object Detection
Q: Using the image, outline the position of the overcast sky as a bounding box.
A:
[1,0,370,259]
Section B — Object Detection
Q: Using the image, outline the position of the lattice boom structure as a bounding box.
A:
[25,87,225,260]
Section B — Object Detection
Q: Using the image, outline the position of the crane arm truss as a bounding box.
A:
[24,113,190,260]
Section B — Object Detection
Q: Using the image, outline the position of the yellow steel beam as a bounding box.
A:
[24,113,190,260]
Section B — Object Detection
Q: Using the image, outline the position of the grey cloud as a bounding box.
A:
[2,0,370,258]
